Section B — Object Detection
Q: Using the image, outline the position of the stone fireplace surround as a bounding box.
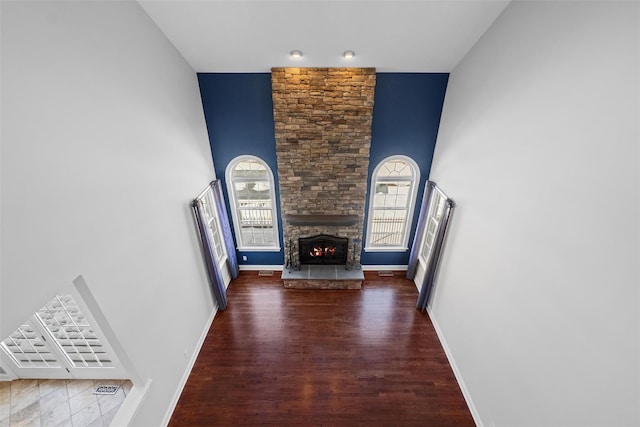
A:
[272,67,376,272]
[272,67,374,289]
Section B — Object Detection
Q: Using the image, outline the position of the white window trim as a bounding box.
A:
[225,155,281,252]
[365,155,420,252]
[194,184,233,288]
[418,186,447,266]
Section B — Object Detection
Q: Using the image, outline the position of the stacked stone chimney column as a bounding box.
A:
[272,67,376,266]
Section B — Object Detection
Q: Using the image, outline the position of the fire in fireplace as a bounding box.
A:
[299,234,348,265]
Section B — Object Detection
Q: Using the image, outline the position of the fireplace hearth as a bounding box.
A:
[299,235,348,265]
[284,234,364,289]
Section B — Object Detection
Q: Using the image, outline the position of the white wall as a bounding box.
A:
[1,1,216,425]
[429,1,639,426]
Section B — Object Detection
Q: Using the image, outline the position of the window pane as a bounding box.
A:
[253,181,271,196]
[369,208,407,246]
[232,160,268,178]
[373,181,410,208]
[366,156,419,249]
[37,295,112,368]
[238,208,273,227]
[1,324,61,368]
[227,156,279,249]
[241,226,276,245]
[377,160,413,177]
[420,191,447,260]
[235,181,271,205]
[206,218,224,263]
[200,190,226,263]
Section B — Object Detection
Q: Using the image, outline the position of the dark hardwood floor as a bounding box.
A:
[169,271,474,426]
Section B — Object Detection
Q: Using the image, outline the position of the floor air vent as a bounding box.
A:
[378,271,394,277]
[93,385,120,395]
[258,270,274,277]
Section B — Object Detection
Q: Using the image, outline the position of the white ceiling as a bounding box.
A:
[138,0,511,73]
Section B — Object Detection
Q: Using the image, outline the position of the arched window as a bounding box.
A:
[226,155,280,251]
[365,155,420,251]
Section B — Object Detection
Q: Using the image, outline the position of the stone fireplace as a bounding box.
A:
[271,67,376,268]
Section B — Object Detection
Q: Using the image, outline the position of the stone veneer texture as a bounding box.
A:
[271,67,376,266]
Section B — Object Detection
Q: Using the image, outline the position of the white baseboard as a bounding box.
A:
[239,265,284,271]
[240,265,408,272]
[426,307,483,427]
[361,265,408,271]
[161,305,218,427]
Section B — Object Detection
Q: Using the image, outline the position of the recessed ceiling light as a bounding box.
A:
[290,50,303,59]
[343,50,355,59]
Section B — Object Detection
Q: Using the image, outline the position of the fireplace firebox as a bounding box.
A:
[299,234,348,265]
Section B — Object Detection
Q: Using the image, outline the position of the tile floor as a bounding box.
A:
[0,378,132,427]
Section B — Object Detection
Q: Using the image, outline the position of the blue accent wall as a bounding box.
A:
[198,72,448,267]
[361,73,449,266]
[198,73,284,266]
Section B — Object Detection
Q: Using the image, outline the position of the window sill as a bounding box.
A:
[237,246,281,252]
[364,246,409,253]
